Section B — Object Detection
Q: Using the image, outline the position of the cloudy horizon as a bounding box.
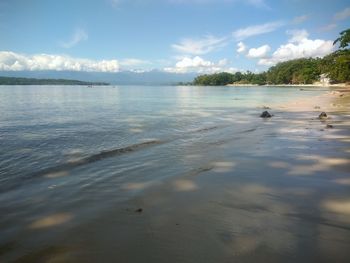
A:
[0,0,349,74]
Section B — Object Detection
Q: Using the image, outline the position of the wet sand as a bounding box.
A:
[2,88,350,262]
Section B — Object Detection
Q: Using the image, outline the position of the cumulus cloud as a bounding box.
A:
[334,7,350,20]
[120,58,151,67]
[258,30,334,66]
[164,56,238,73]
[60,28,88,48]
[236,42,247,54]
[247,44,270,58]
[233,21,284,40]
[0,51,120,72]
[287,29,309,43]
[172,35,227,55]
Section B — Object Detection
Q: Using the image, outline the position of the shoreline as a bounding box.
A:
[226,83,350,88]
[1,86,349,262]
[273,86,350,112]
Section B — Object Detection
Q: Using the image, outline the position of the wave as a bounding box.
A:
[34,140,163,178]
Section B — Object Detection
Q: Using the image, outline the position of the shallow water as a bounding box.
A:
[0,85,349,262]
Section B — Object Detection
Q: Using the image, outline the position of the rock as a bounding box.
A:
[326,124,334,128]
[314,106,320,109]
[260,111,272,118]
[262,106,271,109]
[318,112,327,119]
[340,94,344,97]
[135,208,143,213]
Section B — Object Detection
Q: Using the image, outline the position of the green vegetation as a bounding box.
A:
[193,29,350,86]
[0,77,109,85]
[333,28,350,49]
[193,71,267,86]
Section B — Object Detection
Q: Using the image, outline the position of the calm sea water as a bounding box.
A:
[0,85,322,191]
[2,85,348,262]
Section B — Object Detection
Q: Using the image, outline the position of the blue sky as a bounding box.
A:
[0,0,349,74]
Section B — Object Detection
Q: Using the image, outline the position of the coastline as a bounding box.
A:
[1,85,349,262]
[227,83,350,88]
[58,87,350,262]
[273,86,350,112]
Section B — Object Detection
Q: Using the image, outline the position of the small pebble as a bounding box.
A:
[135,208,143,213]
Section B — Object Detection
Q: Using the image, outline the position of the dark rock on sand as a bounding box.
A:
[319,112,327,119]
[326,124,334,128]
[260,111,272,118]
[314,106,320,109]
[135,208,143,213]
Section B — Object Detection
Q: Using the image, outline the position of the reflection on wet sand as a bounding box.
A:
[173,179,198,191]
[323,200,350,216]
[29,213,73,229]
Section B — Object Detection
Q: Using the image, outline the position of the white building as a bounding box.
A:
[320,73,331,86]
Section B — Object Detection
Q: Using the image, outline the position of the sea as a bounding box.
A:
[1,85,349,262]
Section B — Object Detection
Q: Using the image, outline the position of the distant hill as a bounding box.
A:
[0,76,108,85]
[0,70,198,85]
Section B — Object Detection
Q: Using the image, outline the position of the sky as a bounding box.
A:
[0,0,349,74]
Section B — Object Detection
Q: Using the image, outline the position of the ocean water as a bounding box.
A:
[0,85,323,192]
[1,85,349,262]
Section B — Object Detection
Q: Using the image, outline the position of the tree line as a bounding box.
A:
[193,29,350,86]
[0,77,109,86]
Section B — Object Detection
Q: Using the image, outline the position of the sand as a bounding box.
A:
[3,88,350,262]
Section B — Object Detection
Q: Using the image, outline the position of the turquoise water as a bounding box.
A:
[2,85,349,262]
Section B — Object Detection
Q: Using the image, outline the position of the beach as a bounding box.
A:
[0,85,349,262]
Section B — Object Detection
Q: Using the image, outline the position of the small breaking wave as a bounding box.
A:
[35,140,163,178]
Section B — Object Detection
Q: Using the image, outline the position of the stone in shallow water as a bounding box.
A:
[319,112,327,119]
[260,111,272,118]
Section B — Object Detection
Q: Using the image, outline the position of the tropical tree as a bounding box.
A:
[333,28,350,49]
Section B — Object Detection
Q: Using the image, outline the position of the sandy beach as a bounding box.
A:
[69,88,350,262]
[1,86,349,263]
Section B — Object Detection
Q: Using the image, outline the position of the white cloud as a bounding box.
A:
[233,21,285,40]
[334,7,350,20]
[0,51,120,72]
[287,29,309,43]
[60,28,88,48]
[164,56,238,73]
[258,30,334,66]
[120,58,151,67]
[319,23,337,32]
[247,44,270,58]
[236,41,247,54]
[172,35,227,55]
[292,15,309,24]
